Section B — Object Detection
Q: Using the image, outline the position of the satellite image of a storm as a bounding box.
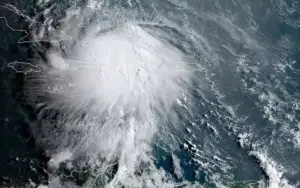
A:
[0,0,300,188]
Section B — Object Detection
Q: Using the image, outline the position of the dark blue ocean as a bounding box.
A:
[0,0,300,187]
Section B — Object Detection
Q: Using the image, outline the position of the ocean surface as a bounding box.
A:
[0,0,300,187]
